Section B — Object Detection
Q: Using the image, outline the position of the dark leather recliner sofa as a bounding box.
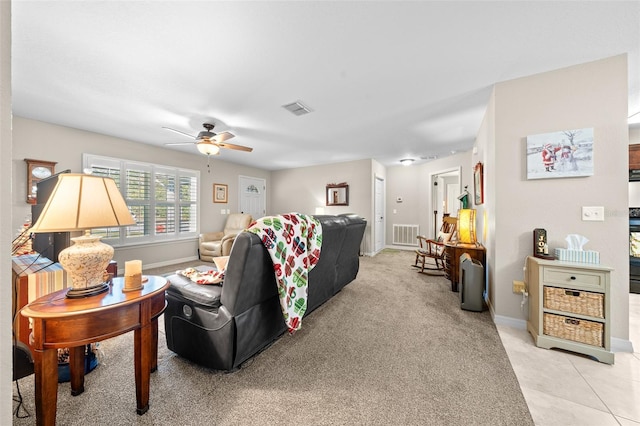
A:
[164,214,366,371]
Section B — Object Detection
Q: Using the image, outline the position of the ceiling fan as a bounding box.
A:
[163,123,253,156]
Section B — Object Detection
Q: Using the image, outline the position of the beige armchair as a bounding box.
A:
[199,213,253,262]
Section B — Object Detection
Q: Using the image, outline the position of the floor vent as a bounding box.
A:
[393,224,419,246]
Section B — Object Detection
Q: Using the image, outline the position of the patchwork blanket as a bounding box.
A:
[246,213,322,333]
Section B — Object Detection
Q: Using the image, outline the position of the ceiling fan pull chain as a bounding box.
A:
[207,155,211,173]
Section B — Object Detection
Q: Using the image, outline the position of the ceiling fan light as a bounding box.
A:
[197,141,220,156]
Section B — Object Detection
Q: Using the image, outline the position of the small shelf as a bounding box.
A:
[527,256,614,364]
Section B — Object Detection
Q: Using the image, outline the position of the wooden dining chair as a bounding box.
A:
[414,216,457,274]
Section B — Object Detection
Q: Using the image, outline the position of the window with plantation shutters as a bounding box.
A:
[83,154,199,246]
[179,175,198,233]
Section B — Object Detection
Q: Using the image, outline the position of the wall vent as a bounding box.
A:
[393,224,419,246]
[282,101,312,116]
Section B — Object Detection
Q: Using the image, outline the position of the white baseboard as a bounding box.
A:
[611,337,635,353]
[385,245,416,251]
[492,314,527,330]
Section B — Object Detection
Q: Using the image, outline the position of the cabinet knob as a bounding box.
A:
[570,276,576,280]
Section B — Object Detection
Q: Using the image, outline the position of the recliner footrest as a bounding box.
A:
[166,266,222,309]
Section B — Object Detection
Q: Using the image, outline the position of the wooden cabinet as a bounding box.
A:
[444,243,486,292]
[526,256,614,364]
[11,254,116,347]
[630,144,640,170]
[12,254,70,346]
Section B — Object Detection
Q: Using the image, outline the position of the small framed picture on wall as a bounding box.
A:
[213,183,228,203]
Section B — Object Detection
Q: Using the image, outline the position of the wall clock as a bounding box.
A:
[25,158,57,204]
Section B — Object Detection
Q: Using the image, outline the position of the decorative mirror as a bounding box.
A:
[326,183,349,206]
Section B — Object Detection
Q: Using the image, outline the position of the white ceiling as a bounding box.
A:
[11,1,640,171]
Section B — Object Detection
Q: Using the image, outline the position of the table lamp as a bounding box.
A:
[457,208,477,245]
[29,174,136,298]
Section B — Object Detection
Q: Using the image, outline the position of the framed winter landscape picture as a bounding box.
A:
[526,127,594,180]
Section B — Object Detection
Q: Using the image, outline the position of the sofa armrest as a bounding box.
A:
[200,231,224,244]
[220,233,239,256]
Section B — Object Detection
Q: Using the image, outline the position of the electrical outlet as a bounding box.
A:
[512,280,526,294]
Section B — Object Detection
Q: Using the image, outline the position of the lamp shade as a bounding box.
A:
[196,141,220,156]
[29,174,135,298]
[30,174,135,232]
[458,209,477,244]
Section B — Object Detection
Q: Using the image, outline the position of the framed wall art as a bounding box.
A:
[526,127,594,180]
[474,162,484,205]
[213,183,228,203]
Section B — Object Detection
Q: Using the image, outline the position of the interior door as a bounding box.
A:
[374,176,385,253]
[239,176,266,220]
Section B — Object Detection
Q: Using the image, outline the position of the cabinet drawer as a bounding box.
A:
[543,313,603,348]
[543,267,604,290]
[543,286,604,318]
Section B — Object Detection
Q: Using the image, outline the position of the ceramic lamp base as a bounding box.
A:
[59,231,114,299]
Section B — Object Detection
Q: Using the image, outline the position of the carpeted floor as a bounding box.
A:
[12,249,533,425]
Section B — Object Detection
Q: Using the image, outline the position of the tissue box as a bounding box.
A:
[554,248,600,264]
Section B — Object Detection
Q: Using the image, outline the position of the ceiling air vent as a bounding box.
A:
[282,101,312,116]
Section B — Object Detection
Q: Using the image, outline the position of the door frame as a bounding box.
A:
[374,175,385,255]
[429,167,461,238]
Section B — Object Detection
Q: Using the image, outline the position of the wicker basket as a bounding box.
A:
[543,313,603,347]
[543,286,604,318]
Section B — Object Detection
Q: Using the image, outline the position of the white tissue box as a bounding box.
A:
[554,248,600,264]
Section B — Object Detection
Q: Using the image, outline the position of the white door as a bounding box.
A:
[239,176,266,220]
[374,176,385,253]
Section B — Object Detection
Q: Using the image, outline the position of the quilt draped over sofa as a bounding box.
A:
[246,213,322,332]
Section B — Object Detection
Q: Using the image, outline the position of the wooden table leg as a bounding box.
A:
[69,345,86,396]
[34,347,59,426]
[151,319,158,373]
[134,303,152,415]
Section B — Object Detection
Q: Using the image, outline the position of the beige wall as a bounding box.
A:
[487,55,630,347]
[385,151,473,244]
[271,158,376,252]
[1,0,11,421]
[11,117,271,270]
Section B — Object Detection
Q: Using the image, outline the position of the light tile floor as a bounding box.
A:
[497,293,640,426]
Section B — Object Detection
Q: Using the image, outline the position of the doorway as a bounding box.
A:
[374,176,385,254]
[238,175,266,220]
[430,167,461,238]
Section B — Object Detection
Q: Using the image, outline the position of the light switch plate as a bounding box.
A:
[582,206,604,221]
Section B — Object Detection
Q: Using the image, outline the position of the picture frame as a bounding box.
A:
[526,127,594,180]
[213,183,228,203]
[474,162,484,205]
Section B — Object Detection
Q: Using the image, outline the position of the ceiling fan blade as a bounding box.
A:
[162,126,196,139]
[164,142,197,146]
[217,141,253,152]
[212,131,235,143]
